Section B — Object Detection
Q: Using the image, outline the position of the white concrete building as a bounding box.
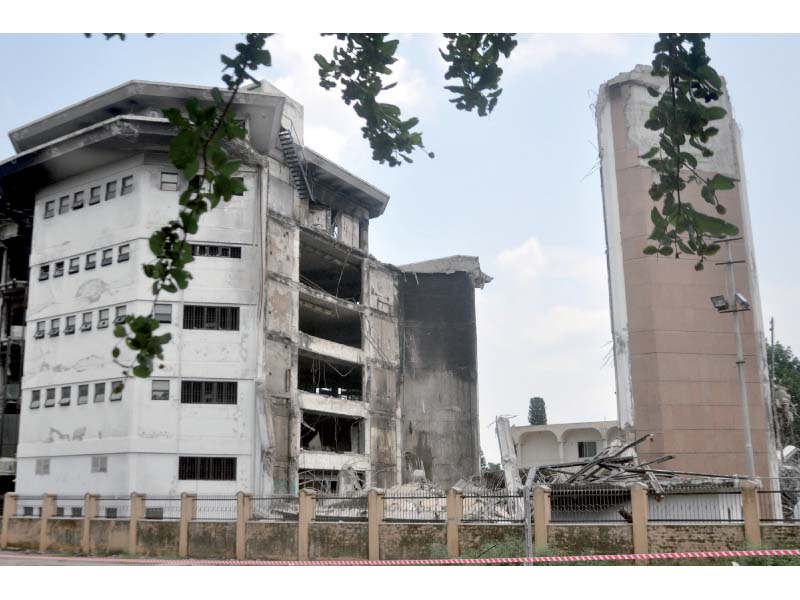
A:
[511,420,620,472]
[0,80,489,497]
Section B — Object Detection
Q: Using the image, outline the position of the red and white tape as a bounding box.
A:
[0,548,798,565]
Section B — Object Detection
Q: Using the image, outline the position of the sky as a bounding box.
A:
[0,33,798,462]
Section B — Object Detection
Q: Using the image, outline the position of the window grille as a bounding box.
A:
[71,507,83,518]
[181,380,238,405]
[35,458,50,475]
[191,244,242,259]
[183,305,240,331]
[178,456,236,481]
[91,456,108,473]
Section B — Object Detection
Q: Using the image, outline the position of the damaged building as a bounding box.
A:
[0,80,489,497]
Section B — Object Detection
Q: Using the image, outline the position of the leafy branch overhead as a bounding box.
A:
[641,33,740,270]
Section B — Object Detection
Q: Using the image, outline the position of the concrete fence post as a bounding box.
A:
[298,489,316,561]
[39,493,56,553]
[532,485,551,552]
[236,492,253,560]
[129,493,146,555]
[178,493,197,558]
[741,480,761,547]
[367,489,384,561]
[81,494,99,554]
[1,493,17,548]
[630,482,649,565]
[446,487,463,558]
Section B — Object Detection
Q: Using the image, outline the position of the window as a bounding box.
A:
[53,261,64,278]
[73,191,84,209]
[44,200,55,218]
[59,196,70,214]
[35,458,50,475]
[77,384,89,405]
[121,175,134,195]
[152,380,170,401]
[577,441,598,459]
[49,318,60,337]
[45,388,56,407]
[89,186,101,205]
[105,508,118,519]
[56,507,65,517]
[114,305,127,324]
[109,381,123,402]
[68,257,80,274]
[85,253,97,270]
[101,249,113,266]
[91,456,108,473]
[81,312,92,331]
[191,244,242,259]
[117,244,130,262]
[38,265,49,281]
[98,309,109,329]
[178,456,236,481]
[181,380,237,405]
[233,176,244,196]
[64,315,76,335]
[183,305,240,331]
[145,508,164,520]
[106,180,117,200]
[35,321,45,339]
[59,386,71,406]
[71,507,83,518]
[93,382,106,403]
[154,303,172,324]
[160,172,179,191]
[30,390,41,409]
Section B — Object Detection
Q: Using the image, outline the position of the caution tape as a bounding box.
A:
[0,548,798,565]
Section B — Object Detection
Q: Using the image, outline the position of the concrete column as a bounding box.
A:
[178,493,197,558]
[532,485,551,552]
[1,493,17,548]
[39,494,56,553]
[129,493,145,555]
[558,441,565,462]
[297,489,316,561]
[367,489,384,561]
[446,488,463,558]
[236,492,253,560]
[630,482,649,565]
[81,494,99,555]
[741,480,761,547]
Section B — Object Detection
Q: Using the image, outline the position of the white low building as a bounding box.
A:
[511,420,621,472]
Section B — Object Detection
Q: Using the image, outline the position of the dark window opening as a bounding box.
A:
[191,244,242,259]
[298,469,365,494]
[297,352,362,401]
[183,305,239,331]
[179,456,236,481]
[299,235,362,303]
[89,186,101,205]
[181,380,237,404]
[577,441,598,458]
[300,411,364,454]
[73,191,84,209]
[299,297,361,348]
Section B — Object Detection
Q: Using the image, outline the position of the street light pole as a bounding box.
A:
[723,239,757,480]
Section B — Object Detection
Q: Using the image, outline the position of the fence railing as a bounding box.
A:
[97,495,131,519]
[461,492,524,523]
[648,486,742,523]
[14,495,42,517]
[195,495,237,521]
[384,490,447,522]
[315,493,368,522]
[550,484,632,523]
[757,478,800,523]
[251,495,299,521]
[144,496,182,521]
[54,495,85,518]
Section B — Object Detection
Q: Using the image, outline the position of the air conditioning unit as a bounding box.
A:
[68,265,79,274]
[64,326,75,335]
[97,319,109,329]
[48,328,59,337]
[113,316,126,325]
[34,331,45,339]
[80,323,92,332]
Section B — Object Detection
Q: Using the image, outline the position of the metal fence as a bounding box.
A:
[144,496,182,521]
[461,491,524,523]
[383,490,447,522]
[54,495,85,518]
[315,493,368,522]
[14,495,42,517]
[97,495,131,519]
[251,495,299,521]
[550,485,632,523]
[648,485,742,523]
[194,495,238,521]
[757,478,800,523]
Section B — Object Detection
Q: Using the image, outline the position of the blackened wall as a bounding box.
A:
[399,272,480,488]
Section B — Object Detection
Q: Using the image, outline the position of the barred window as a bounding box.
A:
[77,384,89,405]
[191,244,242,259]
[53,261,64,277]
[181,380,238,405]
[178,456,236,481]
[44,200,55,218]
[160,172,179,191]
[35,458,50,475]
[183,305,239,331]
[106,181,117,200]
[121,175,134,195]
[59,196,70,214]
[30,390,41,409]
[59,386,71,406]
[71,507,83,518]
[73,191,84,209]
[89,186,101,205]
[152,380,170,401]
[45,388,56,407]
[94,382,106,403]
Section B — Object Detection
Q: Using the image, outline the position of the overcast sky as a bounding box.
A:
[1,33,798,462]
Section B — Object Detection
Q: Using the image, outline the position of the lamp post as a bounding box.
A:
[710,237,756,480]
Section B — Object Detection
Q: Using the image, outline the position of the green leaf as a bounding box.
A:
[658,246,674,256]
[705,106,727,121]
[113,325,127,338]
[643,245,659,255]
[640,147,659,160]
[709,173,736,191]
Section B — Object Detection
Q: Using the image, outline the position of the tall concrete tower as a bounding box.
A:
[596,65,777,478]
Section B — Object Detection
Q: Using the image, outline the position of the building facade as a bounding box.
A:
[511,420,620,472]
[0,80,488,497]
[596,66,777,478]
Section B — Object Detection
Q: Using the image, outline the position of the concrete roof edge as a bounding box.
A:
[397,255,493,289]
[511,419,620,433]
